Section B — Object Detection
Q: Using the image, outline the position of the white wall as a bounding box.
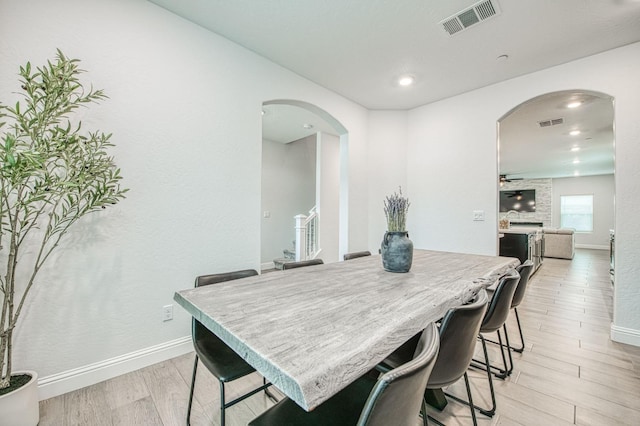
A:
[0,0,371,395]
[405,42,640,345]
[407,96,499,254]
[261,137,316,264]
[366,111,408,253]
[552,174,614,248]
[317,133,341,263]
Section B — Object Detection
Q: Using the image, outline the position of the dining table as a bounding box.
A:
[173,249,519,412]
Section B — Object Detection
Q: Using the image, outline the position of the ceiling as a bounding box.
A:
[149,0,638,175]
[149,0,640,110]
[261,103,339,144]
[499,90,614,179]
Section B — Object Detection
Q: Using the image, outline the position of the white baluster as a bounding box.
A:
[295,214,307,261]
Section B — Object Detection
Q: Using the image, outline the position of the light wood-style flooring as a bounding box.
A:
[39,249,640,425]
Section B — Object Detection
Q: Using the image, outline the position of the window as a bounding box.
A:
[560,195,593,232]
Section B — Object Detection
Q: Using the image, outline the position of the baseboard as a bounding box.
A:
[575,244,608,250]
[261,261,275,271]
[37,335,192,401]
[611,324,640,347]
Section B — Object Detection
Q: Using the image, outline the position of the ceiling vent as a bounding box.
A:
[440,0,501,36]
[538,118,564,128]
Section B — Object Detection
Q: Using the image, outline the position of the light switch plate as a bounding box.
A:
[473,210,485,221]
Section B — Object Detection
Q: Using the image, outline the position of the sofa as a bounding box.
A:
[543,228,575,259]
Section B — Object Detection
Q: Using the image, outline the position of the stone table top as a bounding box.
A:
[174,249,519,411]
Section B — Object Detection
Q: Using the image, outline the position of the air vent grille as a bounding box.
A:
[439,0,501,36]
[538,118,564,128]
[442,19,464,35]
[458,9,480,28]
[475,1,497,20]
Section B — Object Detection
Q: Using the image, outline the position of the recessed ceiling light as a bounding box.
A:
[567,101,582,108]
[573,159,580,164]
[398,75,415,87]
[574,171,580,176]
[570,130,581,136]
[571,146,580,152]
[302,123,314,129]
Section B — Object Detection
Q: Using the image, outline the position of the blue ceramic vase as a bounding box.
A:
[381,231,413,273]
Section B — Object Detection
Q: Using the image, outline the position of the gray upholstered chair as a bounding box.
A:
[485,260,534,376]
[188,269,273,426]
[471,270,521,418]
[248,322,440,426]
[282,258,324,270]
[379,290,489,425]
[344,251,372,260]
[508,260,535,353]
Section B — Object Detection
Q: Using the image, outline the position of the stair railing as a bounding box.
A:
[295,207,319,261]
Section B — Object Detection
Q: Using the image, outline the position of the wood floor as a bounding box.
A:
[39,249,640,425]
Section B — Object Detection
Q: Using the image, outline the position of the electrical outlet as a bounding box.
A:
[162,304,173,322]
[473,210,485,221]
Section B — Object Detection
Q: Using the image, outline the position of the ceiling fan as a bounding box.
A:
[504,190,524,199]
[499,174,523,186]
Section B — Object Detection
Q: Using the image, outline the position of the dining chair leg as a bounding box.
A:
[443,373,481,425]
[426,414,445,426]
[482,327,518,377]
[484,308,527,355]
[423,400,446,426]
[187,355,199,426]
[480,335,498,416]
[463,372,478,426]
[493,329,509,379]
[512,307,526,353]
[473,335,498,417]
[218,376,273,425]
[220,381,227,426]
[503,324,515,376]
[187,355,272,426]
[263,377,278,403]
[473,332,509,379]
[421,397,429,426]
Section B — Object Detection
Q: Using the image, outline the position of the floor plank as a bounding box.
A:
[111,397,163,426]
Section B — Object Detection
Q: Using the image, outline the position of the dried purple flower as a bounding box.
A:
[383,187,410,232]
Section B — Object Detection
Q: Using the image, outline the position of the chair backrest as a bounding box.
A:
[195,269,258,288]
[282,258,324,270]
[193,269,258,342]
[481,270,521,333]
[511,260,534,308]
[427,289,489,388]
[357,322,440,426]
[344,251,372,261]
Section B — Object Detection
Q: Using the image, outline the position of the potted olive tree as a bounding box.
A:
[0,50,127,424]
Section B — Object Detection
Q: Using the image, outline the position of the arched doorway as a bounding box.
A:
[497,89,615,273]
[260,99,349,269]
